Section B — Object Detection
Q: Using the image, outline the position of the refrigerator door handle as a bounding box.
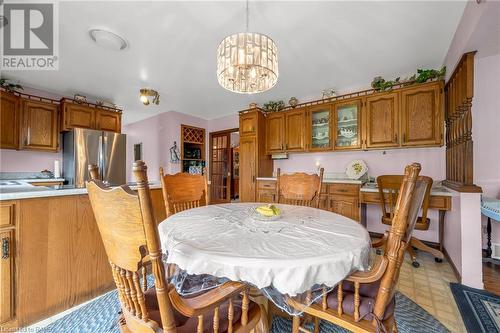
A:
[102,135,109,185]
[98,135,104,183]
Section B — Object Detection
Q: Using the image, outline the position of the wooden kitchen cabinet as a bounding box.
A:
[61,100,95,131]
[401,82,443,146]
[96,109,121,133]
[285,110,306,152]
[329,195,359,221]
[20,100,59,152]
[240,136,258,202]
[0,230,14,325]
[307,105,332,151]
[0,91,20,149]
[239,109,273,202]
[256,179,277,203]
[333,99,362,150]
[365,92,399,148]
[239,112,258,137]
[266,112,285,153]
[0,201,16,326]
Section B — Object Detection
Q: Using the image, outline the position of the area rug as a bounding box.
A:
[450,282,500,333]
[35,288,449,333]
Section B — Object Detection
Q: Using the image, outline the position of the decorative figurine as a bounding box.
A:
[170,141,180,163]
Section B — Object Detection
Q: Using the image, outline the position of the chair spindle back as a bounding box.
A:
[276,168,324,208]
[88,161,177,333]
[160,167,208,217]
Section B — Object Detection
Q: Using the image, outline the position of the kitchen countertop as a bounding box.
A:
[256,177,454,196]
[0,182,162,201]
[11,178,65,183]
[256,177,365,185]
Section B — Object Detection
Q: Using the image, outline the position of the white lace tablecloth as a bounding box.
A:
[158,203,371,296]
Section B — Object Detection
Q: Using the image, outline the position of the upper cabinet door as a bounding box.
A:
[266,112,285,153]
[333,99,362,150]
[21,100,59,151]
[61,102,95,131]
[0,92,20,149]
[401,83,442,146]
[285,110,306,151]
[96,110,121,133]
[240,113,258,137]
[365,93,399,148]
[308,105,332,151]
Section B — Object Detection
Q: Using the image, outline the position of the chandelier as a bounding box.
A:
[217,1,278,94]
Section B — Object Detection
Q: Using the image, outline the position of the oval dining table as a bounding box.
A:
[158,202,372,329]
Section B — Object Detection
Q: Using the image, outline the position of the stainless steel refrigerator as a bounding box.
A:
[63,128,127,188]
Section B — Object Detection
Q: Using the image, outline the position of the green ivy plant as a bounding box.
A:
[0,78,23,92]
[263,100,285,112]
[371,66,446,92]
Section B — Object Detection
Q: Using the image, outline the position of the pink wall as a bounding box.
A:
[473,54,500,245]
[440,0,500,287]
[123,111,208,181]
[0,149,61,173]
[275,147,446,242]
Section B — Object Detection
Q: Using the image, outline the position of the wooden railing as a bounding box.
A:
[442,52,482,193]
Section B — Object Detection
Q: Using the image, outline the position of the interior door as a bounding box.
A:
[210,132,232,203]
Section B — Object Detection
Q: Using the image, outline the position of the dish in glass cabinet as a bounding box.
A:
[346,159,368,180]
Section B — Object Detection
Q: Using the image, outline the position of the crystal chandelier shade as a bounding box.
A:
[217,32,278,94]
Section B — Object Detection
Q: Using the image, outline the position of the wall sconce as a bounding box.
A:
[315,160,322,173]
[139,88,160,106]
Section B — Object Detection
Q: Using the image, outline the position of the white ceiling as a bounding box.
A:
[3,1,467,124]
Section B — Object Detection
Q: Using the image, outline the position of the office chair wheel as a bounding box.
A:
[435,258,443,263]
[412,261,420,268]
[376,249,382,255]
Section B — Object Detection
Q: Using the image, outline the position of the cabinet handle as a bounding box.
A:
[281,143,283,150]
[403,133,406,142]
[394,133,398,142]
[2,237,9,259]
[285,143,288,150]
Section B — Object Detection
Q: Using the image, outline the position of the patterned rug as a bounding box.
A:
[450,283,500,333]
[35,288,449,333]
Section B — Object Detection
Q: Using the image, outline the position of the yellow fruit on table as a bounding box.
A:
[256,205,281,217]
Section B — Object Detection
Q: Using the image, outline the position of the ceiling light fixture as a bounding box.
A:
[89,29,128,51]
[216,0,278,94]
[139,88,160,106]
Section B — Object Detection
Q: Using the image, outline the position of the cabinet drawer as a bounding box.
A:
[328,184,359,196]
[0,204,14,228]
[257,180,276,190]
[257,189,276,203]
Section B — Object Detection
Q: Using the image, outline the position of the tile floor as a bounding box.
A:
[396,250,466,333]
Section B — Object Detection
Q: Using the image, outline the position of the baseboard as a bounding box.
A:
[369,231,440,249]
[443,247,462,283]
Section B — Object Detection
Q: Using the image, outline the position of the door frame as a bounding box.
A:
[209,128,239,204]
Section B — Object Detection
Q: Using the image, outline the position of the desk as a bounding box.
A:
[359,187,452,254]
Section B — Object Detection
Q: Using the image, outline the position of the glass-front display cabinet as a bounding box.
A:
[308,105,332,151]
[334,99,362,150]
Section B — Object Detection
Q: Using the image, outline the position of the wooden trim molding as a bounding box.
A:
[443,51,482,193]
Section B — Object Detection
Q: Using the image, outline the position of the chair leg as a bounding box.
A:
[410,237,444,262]
[313,317,320,333]
[407,246,420,268]
[292,316,300,333]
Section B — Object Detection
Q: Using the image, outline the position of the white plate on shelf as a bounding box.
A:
[346,160,368,180]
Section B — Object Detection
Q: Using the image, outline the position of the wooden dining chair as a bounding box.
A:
[87,161,262,333]
[275,168,324,208]
[289,163,427,333]
[159,167,209,217]
[88,163,100,180]
[373,174,444,267]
